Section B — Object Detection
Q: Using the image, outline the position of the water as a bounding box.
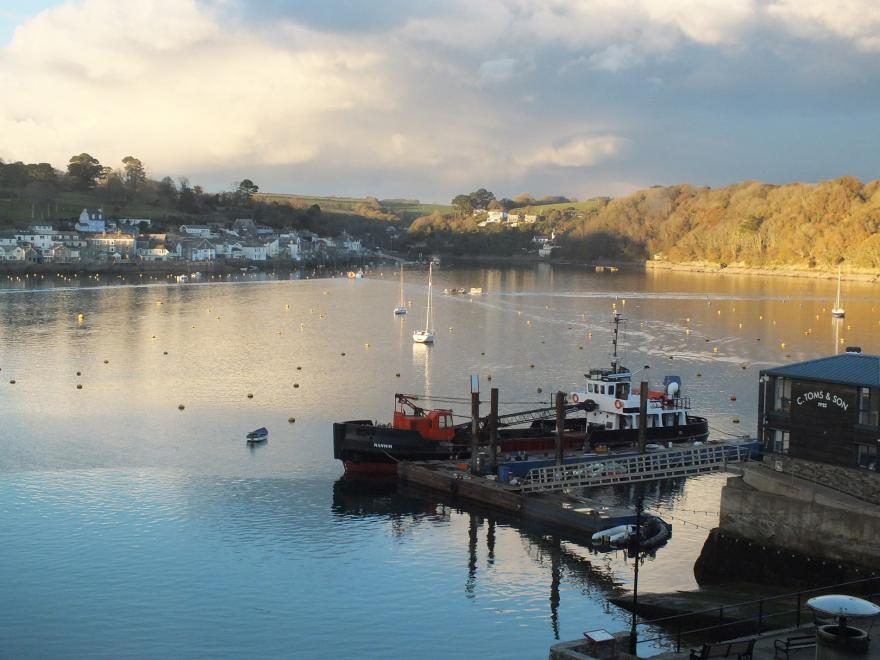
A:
[0,265,876,659]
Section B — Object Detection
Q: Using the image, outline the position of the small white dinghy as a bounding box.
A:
[591,524,635,546]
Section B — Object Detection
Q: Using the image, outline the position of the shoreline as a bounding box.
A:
[1,255,878,284]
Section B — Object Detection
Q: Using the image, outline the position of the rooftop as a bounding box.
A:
[761,352,880,388]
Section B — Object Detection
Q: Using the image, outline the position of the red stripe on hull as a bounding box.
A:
[343,461,399,476]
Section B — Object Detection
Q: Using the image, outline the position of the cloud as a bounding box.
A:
[588,44,643,72]
[766,0,880,52]
[478,56,536,83]
[516,135,623,169]
[0,0,387,173]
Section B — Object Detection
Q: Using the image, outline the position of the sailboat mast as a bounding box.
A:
[399,264,405,306]
[836,267,841,308]
[425,264,433,331]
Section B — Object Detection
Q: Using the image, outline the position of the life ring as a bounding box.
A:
[572,393,579,403]
[614,399,623,409]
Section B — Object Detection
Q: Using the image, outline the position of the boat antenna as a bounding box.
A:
[611,310,623,373]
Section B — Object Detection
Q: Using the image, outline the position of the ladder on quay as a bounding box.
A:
[519,443,752,494]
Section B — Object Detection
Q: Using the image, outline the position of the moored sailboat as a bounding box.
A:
[393,264,407,315]
[412,263,435,343]
[831,266,845,318]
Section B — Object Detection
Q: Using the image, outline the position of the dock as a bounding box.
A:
[400,459,655,543]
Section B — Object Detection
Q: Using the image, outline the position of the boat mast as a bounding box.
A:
[611,310,622,373]
[399,264,405,307]
[835,266,842,309]
[425,263,433,331]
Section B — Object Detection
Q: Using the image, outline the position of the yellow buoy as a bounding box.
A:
[77,313,84,321]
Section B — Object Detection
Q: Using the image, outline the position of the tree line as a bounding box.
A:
[0,154,321,231]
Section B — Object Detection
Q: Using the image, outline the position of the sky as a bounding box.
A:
[1,0,879,203]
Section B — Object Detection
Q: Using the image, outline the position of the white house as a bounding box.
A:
[15,231,54,250]
[264,237,280,258]
[524,214,540,224]
[138,246,170,262]
[0,246,25,261]
[288,241,301,261]
[76,208,106,233]
[486,210,507,224]
[241,243,267,261]
[179,225,213,238]
[189,239,216,261]
[29,224,54,234]
[0,235,18,248]
[538,244,560,258]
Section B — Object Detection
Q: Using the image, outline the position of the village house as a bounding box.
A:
[75,208,106,233]
[241,242,267,261]
[52,244,80,264]
[15,229,54,250]
[86,233,136,261]
[486,210,507,224]
[179,224,214,238]
[0,246,25,261]
[232,218,258,236]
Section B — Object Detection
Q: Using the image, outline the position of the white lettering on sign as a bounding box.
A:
[795,390,849,412]
[373,443,393,449]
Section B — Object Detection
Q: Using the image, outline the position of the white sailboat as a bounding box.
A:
[412,263,435,344]
[393,264,407,315]
[832,266,845,318]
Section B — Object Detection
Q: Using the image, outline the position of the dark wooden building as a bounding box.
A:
[759,349,879,470]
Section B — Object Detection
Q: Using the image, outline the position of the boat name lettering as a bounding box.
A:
[795,390,848,412]
[373,443,393,449]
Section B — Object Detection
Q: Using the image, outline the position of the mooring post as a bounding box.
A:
[555,391,565,466]
[489,387,499,471]
[470,389,481,473]
[638,380,648,453]
[629,496,643,655]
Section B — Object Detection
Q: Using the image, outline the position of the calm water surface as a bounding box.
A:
[0,266,877,659]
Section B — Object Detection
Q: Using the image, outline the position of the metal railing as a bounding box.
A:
[520,443,751,493]
[632,576,880,654]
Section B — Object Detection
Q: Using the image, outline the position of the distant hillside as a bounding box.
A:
[255,192,452,223]
[557,177,880,268]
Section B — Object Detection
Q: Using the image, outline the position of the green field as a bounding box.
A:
[0,189,201,226]
[256,192,452,220]
[509,197,609,215]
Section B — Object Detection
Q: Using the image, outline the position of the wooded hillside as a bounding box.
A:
[562,177,880,268]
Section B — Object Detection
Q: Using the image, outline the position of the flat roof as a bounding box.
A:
[761,352,880,388]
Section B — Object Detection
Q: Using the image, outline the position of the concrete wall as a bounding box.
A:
[763,455,880,504]
[719,469,880,568]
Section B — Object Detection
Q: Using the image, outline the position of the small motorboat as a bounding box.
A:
[591,524,635,546]
[246,427,268,442]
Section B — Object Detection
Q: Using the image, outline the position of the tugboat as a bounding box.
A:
[333,394,590,474]
[567,311,708,447]
[333,312,708,473]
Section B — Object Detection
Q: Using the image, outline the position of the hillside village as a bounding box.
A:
[0,207,364,265]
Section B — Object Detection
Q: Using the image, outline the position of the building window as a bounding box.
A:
[772,429,790,454]
[856,444,877,471]
[859,388,879,428]
[773,377,791,413]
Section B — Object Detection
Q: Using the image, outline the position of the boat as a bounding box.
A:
[246,427,268,442]
[393,264,407,315]
[469,287,483,295]
[333,393,590,474]
[831,266,845,318]
[333,311,707,473]
[566,311,709,448]
[446,287,467,295]
[412,263,435,344]
[591,524,635,546]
